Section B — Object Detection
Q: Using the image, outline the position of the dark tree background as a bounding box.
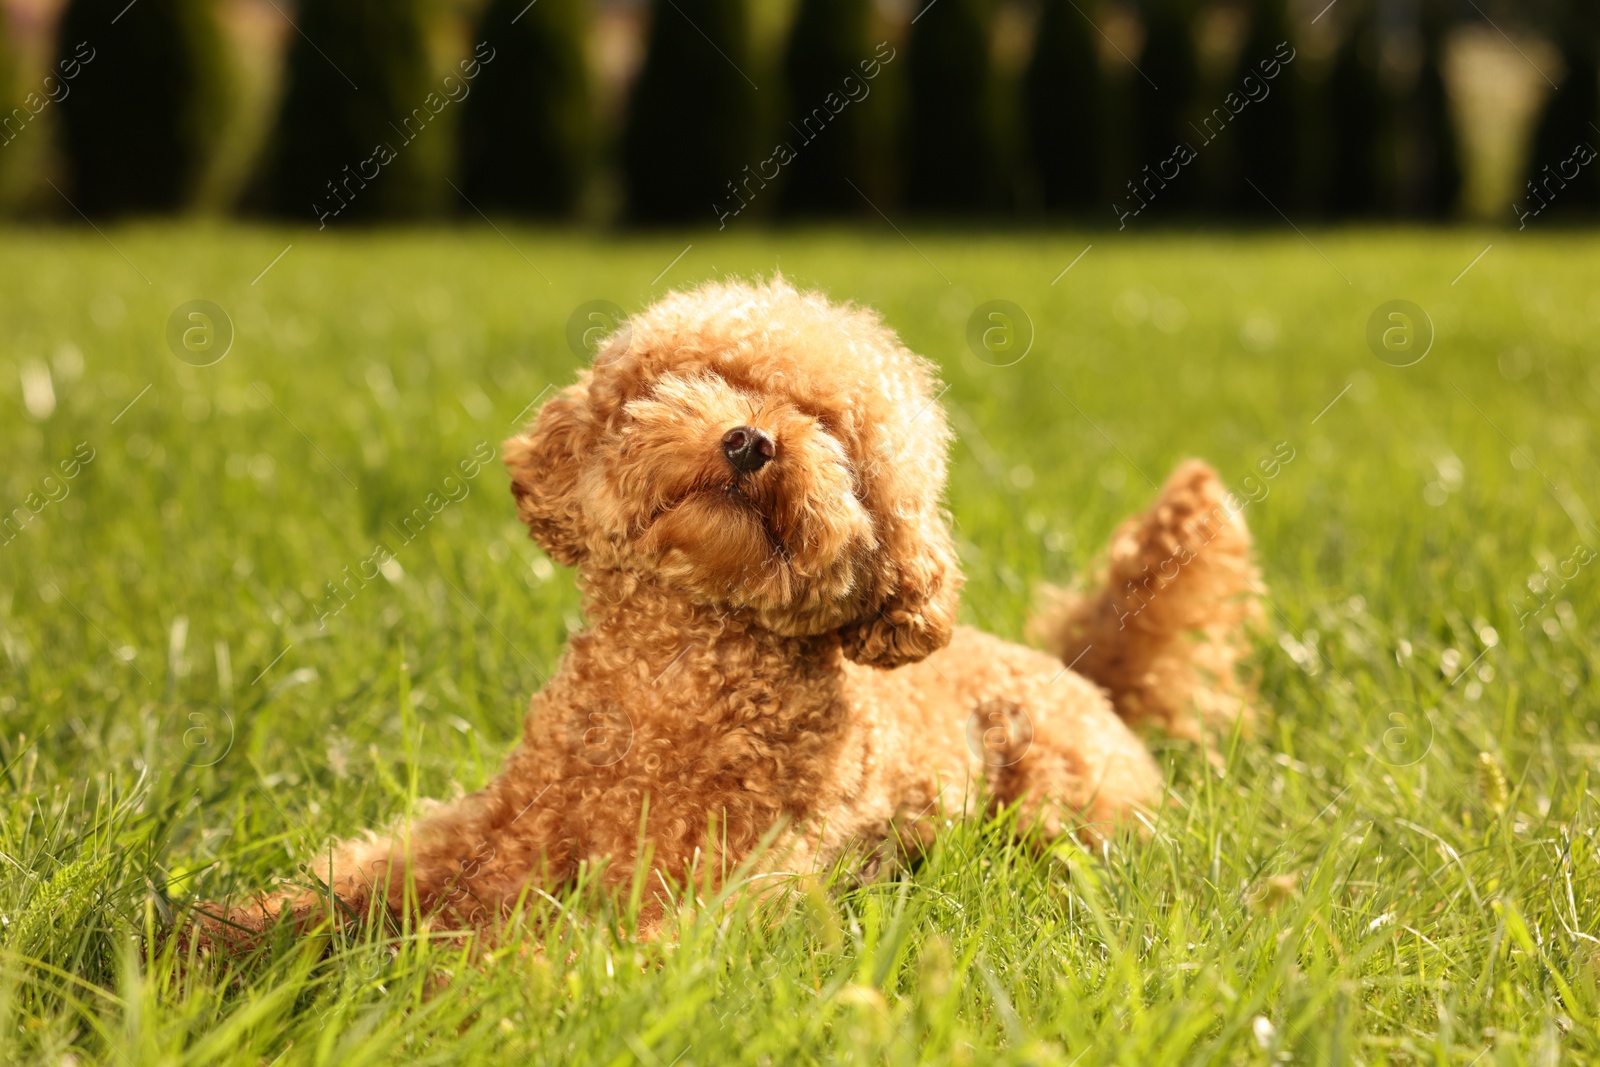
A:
[623,0,758,224]
[1133,0,1201,215]
[1324,2,1387,217]
[1403,0,1461,219]
[459,0,591,217]
[0,10,18,211]
[0,11,13,128]
[904,0,998,214]
[6,0,1512,226]
[1231,0,1303,215]
[53,0,229,216]
[1523,0,1600,218]
[1024,0,1103,213]
[0,8,14,160]
[777,0,877,216]
[264,0,445,222]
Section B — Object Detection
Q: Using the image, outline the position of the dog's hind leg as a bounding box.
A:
[188,779,569,952]
[975,684,1162,846]
[1028,460,1263,742]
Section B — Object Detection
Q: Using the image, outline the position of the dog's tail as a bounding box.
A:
[1027,460,1263,742]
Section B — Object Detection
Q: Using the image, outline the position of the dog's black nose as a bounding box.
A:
[721,426,775,474]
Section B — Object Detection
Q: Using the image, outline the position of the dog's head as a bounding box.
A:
[503,278,961,668]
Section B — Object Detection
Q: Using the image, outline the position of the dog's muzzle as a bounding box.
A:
[721,426,775,474]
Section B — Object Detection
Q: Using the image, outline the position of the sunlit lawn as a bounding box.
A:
[1,224,1598,1064]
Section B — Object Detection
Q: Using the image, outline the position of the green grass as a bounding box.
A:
[1,225,1598,1065]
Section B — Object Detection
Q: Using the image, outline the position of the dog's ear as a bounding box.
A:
[503,380,592,565]
[837,515,962,669]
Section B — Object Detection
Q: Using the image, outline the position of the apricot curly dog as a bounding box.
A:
[195,278,1259,945]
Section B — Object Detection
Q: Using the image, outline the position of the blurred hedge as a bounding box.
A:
[53,0,230,216]
[0,8,18,211]
[1524,0,1600,219]
[263,0,446,223]
[1408,1,1460,219]
[17,0,1596,225]
[777,0,880,217]
[904,0,998,215]
[622,0,758,224]
[1230,0,1301,216]
[1133,0,1200,215]
[1024,0,1104,213]
[459,0,591,218]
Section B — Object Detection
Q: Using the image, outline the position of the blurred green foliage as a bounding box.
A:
[1024,0,1104,213]
[622,0,758,223]
[904,0,999,215]
[264,0,444,222]
[0,3,19,211]
[1524,0,1600,217]
[7,0,1597,223]
[776,0,881,216]
[53,0,231,216]
[459,0,592,218]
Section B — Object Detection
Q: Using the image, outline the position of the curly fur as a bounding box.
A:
[1028,461,1265,741]
[192,278,1260,947]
